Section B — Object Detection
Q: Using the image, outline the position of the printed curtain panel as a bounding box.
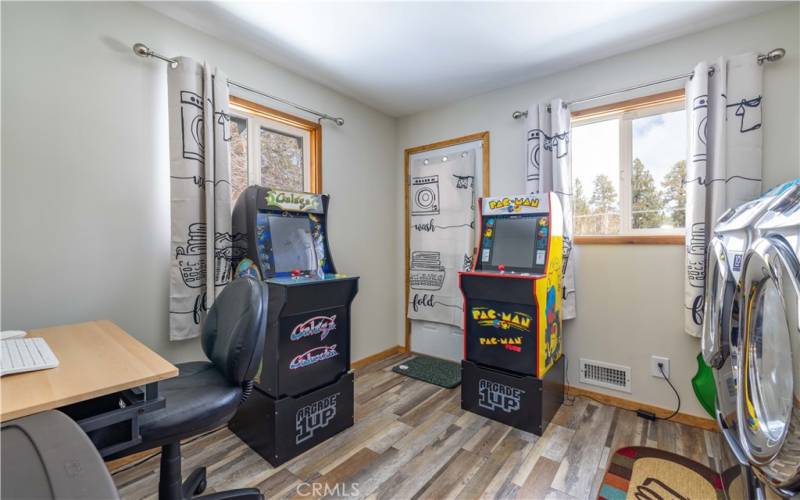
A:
[525,99,576,320]
[408,151,476,328]
[684,53,763,337]
[168,57,236,340]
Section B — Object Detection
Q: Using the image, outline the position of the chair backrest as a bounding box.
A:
[201,278,267,386]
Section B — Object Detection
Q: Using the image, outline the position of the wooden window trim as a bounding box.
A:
[575,234,684,245]
[571,89,686,245]
[571,89,685,122]
[229,96,322,193]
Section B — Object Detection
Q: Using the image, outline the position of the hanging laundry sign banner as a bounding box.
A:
[408,151,476,328]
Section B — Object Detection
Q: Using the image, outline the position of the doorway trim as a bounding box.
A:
[403,131,490,353]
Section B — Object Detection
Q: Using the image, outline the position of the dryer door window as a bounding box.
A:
[738,237,800,491]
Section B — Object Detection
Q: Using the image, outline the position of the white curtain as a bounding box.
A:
[168,57,235,340]
[408,150,476,328]
[684,53,763,337]
[526,99,576,320]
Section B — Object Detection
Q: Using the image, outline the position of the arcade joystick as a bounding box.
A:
[497,264,506,272]
[291,268,302,278]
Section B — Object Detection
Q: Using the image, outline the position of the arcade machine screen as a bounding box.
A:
[254,211,324,278]
[489,217,539,270]
[266,214,317,273]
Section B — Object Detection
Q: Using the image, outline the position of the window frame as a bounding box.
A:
[229,96,322,193]
[571,89,686,245]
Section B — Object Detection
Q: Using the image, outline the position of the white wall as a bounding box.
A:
[397,4,800,416]
[1,1,400,364]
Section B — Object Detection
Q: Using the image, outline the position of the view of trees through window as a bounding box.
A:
[572,106,686,235]
[229,104,309,206]
[260,128,304,192]
[230,116,248,204]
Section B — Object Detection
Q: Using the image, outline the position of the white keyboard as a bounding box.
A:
[1,337,60,376]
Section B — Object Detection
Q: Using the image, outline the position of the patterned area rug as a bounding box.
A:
[598,446,725,499]
[392,355,461,388]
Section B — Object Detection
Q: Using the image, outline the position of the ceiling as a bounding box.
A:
[148,1,781,117]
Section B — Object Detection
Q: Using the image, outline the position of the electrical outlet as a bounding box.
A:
[651,356,670,379]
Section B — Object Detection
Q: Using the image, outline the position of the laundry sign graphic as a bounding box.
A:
[410,175,440,216]
[409,251,445,291]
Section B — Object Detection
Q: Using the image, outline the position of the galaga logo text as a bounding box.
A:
[289,345,339,369]
[296,393,339,444]
[265,190,321,212]
[478,379,524,413]
[472,307,532,332]
[291,315,337,341]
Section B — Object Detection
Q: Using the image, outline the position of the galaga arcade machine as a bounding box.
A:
[459,192,565,435]
[229,186,358,466]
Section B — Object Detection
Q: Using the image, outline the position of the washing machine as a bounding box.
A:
[703,192,779,498]
[737,183,800,497]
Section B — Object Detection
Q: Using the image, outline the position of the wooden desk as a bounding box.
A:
[1,320,178,422]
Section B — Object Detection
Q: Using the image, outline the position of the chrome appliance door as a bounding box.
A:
[704,239,744,437]
[703,238,735,368]
[738,236,800,494]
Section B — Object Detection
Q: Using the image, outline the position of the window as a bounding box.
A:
[571,90,686,242]
[229,96,321,204]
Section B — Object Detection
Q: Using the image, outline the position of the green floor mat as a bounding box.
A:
[392,355,461,388]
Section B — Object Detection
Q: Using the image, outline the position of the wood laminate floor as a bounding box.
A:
[110,353,727,500]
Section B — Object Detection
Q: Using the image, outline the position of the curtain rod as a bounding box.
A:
[510,48,786,120]
[133,43,345,126]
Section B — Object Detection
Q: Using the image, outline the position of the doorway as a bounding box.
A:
[404,132,490,360]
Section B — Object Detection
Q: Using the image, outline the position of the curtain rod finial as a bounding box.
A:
[321,117,344,126]
[133,43,151,58]
[133,43,178,68]
[765,48,786,63]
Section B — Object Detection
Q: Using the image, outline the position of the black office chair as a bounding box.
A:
[113,278,267,500]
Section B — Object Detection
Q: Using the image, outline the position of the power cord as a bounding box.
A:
[656,362,681,420]
[563,354,575,406]
[636,362,681,421]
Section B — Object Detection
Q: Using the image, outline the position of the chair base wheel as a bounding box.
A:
[182,467,207,498]
[158,444,264,500]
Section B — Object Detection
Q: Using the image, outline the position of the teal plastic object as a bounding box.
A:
[692,352,717,418]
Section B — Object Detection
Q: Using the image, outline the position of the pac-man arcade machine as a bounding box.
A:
[228,186,358,466]
[459,192,565,435]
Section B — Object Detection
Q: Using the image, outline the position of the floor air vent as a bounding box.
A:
[579,358,631,393]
